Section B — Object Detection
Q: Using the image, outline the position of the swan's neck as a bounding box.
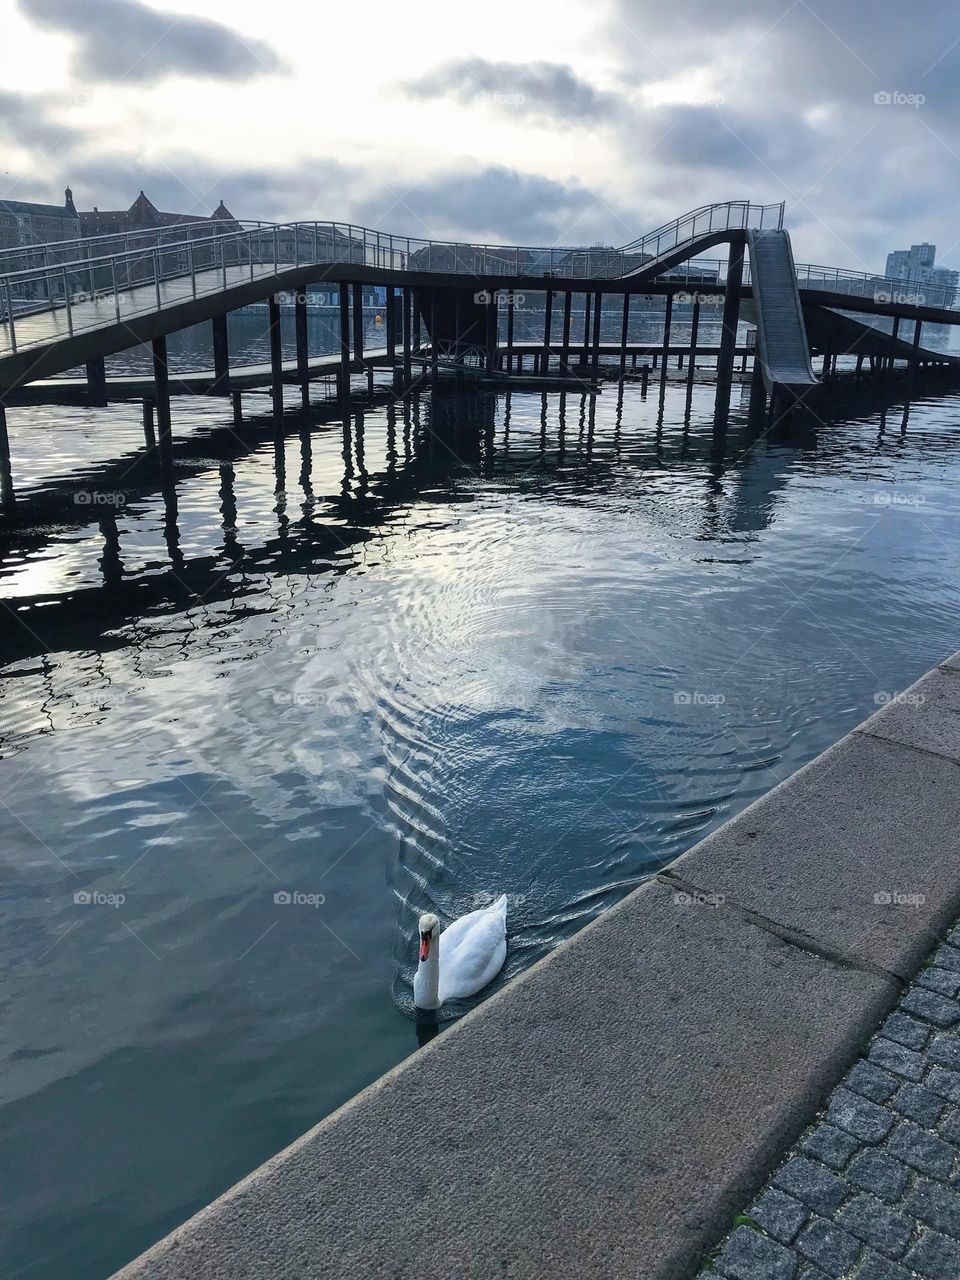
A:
[415,935,441,1010]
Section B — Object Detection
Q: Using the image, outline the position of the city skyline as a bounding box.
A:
[2,2,960,273]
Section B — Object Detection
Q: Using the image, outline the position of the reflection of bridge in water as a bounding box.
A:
[1,369,953,676]
[2,200,960,509]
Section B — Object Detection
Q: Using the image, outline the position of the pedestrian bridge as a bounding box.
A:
[0,199,957,404]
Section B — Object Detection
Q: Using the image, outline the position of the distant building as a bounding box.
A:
[0,188,81,298]
[884,243,958,307]
[79,189,237,237]
[884,242,958,350]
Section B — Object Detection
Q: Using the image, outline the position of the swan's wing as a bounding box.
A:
[439,897,507,1001]
[438,895,507,956]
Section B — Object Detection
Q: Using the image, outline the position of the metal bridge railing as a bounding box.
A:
[2,207,954,357]
[617,201,785,261]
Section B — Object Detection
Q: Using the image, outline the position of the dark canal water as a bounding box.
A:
[3,312,960,1279]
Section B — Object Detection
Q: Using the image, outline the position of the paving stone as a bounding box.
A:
[774,1158,849,1215]
[794,1218,862,1276]
[926,1066,960,1104]
[845,1149,911,1202]
[933,943,960,974]
[854,1253,919,1280]
[891,1082,947,1127]
[869,1037,926,1082]
[847,1060,900,1102]
[904,1175,960,1240]
[885,1121,957,1179]
[715,1226,799,1280]
[750,1189,810,1245]
[799,1124,861,1172]
[836,1191,914,1258]
[901,988,960,1028]
[919,967,960,998]
[904,1227,960,1279]
[882,1011,932,1051]
[928,1034,960,1071]
[795,1268,831,1280]
[827,1088,897,1144]
[937,1105,960,1147]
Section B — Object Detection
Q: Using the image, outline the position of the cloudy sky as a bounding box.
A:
[2,0,959,271]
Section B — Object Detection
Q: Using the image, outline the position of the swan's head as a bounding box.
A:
[418,912,439,962]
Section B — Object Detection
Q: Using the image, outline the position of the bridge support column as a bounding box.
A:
[86,356,107,405]
[339,283,352,412]
[618,294,630,377]
[561,292,573,376]
[506,292,515,373]
[909,319,923,381]
[542,289,553,375]
[212,313,230,396]
[888,316,901,375]
[591,291,602,377]
[430,291,440,386]
[582,292,592,363]
[660,293,673,395]
[385,286,397,389]
[402,287,412,388]
[716,237,745,410]
[268,294,284,419]
[232,390,243,427]
[485,291,498,371]
[295,293,309,407]
[686,299,701,398]
[152,336,173,470]
[351,283,367,396]
[142,399,156,450]
[0,405,14,507]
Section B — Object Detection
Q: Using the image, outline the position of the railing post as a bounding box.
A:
[112,260,120,322]
[273,227,279,274]
[189,243,196,299]
[339,281,352,411]
[153,249,161,310]
[3,280,16,353]
[63,268,74,335]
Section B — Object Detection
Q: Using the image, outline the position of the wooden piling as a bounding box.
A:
[212,313,230,396]
[295,293,309,407]
[268,293,284,418]
[152,336,172,469]
[339,282,352,410]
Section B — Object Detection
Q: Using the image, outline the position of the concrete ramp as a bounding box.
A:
[747,229,818,397]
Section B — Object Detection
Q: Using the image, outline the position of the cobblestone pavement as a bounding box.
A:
[701,924,960,1280]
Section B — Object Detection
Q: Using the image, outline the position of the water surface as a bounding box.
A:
[3,362,960,1279]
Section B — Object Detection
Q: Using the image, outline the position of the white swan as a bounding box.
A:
[413,895,507,1010]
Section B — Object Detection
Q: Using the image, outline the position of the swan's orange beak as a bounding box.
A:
[419,932,431,962]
